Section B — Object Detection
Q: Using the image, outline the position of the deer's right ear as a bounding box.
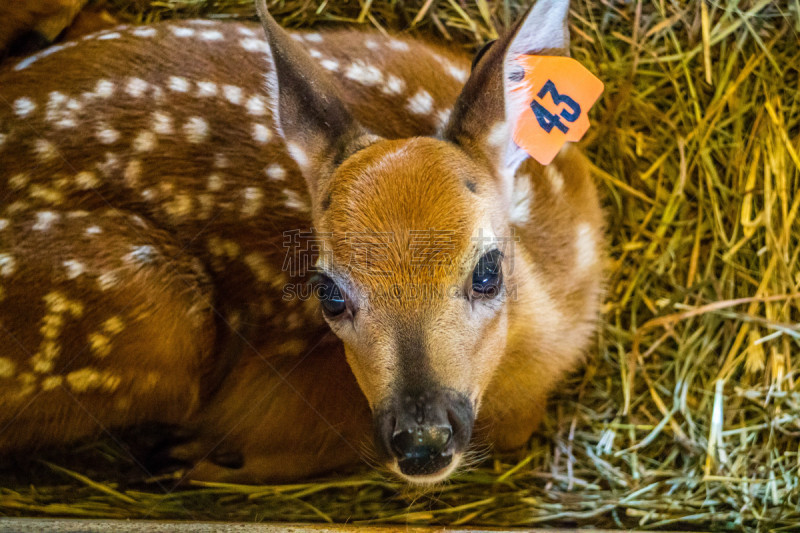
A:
[255,0,374,201]
[443,0,571,195]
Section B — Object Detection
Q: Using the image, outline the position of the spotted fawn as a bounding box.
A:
[0,0,604,484]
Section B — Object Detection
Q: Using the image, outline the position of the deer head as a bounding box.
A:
[254,0,572,483]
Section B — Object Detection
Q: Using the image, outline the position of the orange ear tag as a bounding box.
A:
[511,55,604,165]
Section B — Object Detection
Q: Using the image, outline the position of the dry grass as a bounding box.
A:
[1,0,799,530]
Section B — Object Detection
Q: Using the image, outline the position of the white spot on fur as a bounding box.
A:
[103,317,124,337]
[0,219,8,231]
[96,125,120,144]
[46,92,80,128]
[164,193,193,221]
[223,85,243,105]
[304,33,323,42]
[320,59,339,71]
[448,65,469,83]
[214,153,230,168]
[406,89,433,115]
[382,74,405,95]
[9,173,29,190]
[41,375,63,390]
[436,109,451,128]
[240,38,269,53]
[0,254,17,277]
[197,81,218,97]
[237,26,256,37]
[265,164,285,181]
[169,76,190,92]
[283,189,309,211]
[171,27,195,37]
[207,173,223,191]
[124,159,142,187]
[389,39,410,52]
[152,111,174,134]
[252,123,271,144]
[0,357,15,378]
[86,225,102,235]
[88,333,112,358]
[287,143,309,170]
[197,194,214,218]
[34,140,58,162]
[345,61,383,86]
[575,223,596,271]
[133,131,157,152]
[133,27,157,38]
[29,184,63,205]
[364,39,379,50]
[96,152,119,177]
[190,19,218,26]
[126,77,149,98]
[33,211,60,231]
[510,173,532,224]
[97,272,119,291]
[63,260,86,279]
[98,32,121,40]
[95,80,115,98]
[546,165,564,193]
[308,49,323,58]
[128,245,156,264]
[200,30,224,41]
[14,55,39,71]
[246,95,267,116]
[432,53,469,83]
[184,117,209,143]
[75,171,99,189]
[66,368,120,393]
[13,97,36,117]
[241,187,264,217]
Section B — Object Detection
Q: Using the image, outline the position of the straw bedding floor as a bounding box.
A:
[0,0,798,531]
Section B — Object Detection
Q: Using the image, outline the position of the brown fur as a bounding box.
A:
[0,4,603,482]
[0,0,94,57]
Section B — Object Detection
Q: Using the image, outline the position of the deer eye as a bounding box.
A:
[471,250,503,298]
[313,274,348,317]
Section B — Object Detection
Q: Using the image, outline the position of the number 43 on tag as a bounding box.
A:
[511,55,604,165]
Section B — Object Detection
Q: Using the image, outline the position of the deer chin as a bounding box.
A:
[388,453,463,485]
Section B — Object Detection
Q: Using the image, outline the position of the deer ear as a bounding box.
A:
[254,0,375,200]
[443,0,570,182]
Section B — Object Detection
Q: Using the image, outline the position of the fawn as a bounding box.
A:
[0,0,604,484]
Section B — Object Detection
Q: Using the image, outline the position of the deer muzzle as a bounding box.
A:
[375,388,473,481]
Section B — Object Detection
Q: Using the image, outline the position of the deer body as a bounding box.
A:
[0,0,604,484]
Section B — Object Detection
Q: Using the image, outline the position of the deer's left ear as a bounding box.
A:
[443,0,570,185]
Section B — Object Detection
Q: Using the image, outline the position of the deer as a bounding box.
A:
[0,0,604,484]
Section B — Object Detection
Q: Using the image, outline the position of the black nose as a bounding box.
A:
[375,390,473,477]
[391,425,453,476]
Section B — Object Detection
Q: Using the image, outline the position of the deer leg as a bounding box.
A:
[170,343,373,483]
[0,208,216,453]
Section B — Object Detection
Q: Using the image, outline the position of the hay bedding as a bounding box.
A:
[1,0,798,530]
